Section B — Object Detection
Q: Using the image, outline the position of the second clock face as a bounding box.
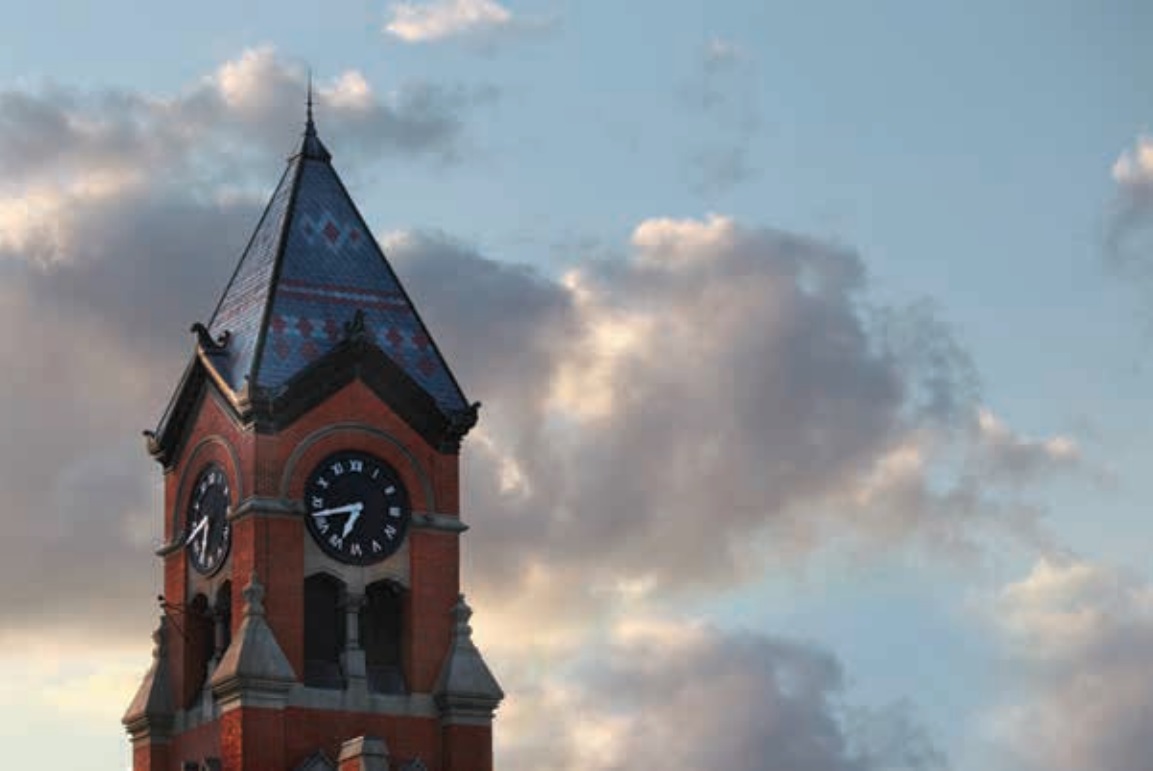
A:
[186,464,232,575]
[304,450,411,565]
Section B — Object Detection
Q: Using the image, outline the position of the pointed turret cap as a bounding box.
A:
[210,572,296,702]
[123,616,175,737]
[434,595,503,719]
[204,104,468,413]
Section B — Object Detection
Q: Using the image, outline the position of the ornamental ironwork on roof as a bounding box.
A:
[203,110,468,415]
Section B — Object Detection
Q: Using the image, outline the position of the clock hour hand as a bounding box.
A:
[340,505,364,539]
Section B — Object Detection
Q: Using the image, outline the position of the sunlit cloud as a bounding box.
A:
[384,0,514,42]
[987,556,1153,771]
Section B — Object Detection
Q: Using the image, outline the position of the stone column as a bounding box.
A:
[341,591,368,698]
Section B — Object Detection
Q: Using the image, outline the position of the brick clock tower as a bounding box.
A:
[123,106,503,771]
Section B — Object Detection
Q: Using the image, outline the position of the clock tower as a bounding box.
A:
[123,104,503,770]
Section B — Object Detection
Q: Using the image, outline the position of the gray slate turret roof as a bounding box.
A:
[204,112,467,414]
[146,108,479,465]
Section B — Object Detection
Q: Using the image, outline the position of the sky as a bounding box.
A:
[1,1,1152,769]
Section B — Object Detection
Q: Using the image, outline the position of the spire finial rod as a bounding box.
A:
[306,68,315,131]
[296,67,332,161]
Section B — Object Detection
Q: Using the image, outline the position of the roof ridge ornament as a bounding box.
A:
[191,322,230,353]
[343,308,370,343]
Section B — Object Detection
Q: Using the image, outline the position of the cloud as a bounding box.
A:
[703,36,748,71]
[1105,134,1153,282]
[494,618,947,771]
[0,47,485,261]
[384,0,516,42]
[968,407,1079,486]
[389,215,1072,612]
[987,556,1153,771]
[680,38,761,195]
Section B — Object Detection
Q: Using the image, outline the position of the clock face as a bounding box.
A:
[185,464,232,575]
[303,450,411,565]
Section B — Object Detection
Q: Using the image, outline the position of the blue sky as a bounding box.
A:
[2,2,1152,769]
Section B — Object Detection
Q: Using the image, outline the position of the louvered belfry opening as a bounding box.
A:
[361,579,405,694]
[185,593,214,706]
[214,580,232,660]
[303,573,346,689]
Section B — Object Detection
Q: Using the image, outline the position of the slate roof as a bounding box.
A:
[204,114,468,414]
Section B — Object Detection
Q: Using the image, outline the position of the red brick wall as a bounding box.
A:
[130,741,169,771]
[219,706,286,770]
[407,531,460,691]
[169,719,222,768]
[442,724,494,771]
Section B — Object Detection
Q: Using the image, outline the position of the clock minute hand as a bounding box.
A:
[186,516,208,547]
[311,502,364,519]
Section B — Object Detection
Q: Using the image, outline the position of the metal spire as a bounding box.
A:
[299,69,331,162]
[306,69,315,133]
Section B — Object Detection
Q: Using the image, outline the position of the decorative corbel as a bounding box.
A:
[191,322,230,353]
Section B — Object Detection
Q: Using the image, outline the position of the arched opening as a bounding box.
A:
[184,593,214,705]
[214,580,232,663]
[361,579,405,694]
[303,573,346,689]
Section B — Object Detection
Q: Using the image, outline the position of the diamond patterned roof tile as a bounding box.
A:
[204,117,468,416]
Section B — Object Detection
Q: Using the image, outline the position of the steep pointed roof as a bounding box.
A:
[204,112,468,415]
[146,109,478,466]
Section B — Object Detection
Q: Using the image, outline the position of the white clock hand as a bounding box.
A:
[341,503,364,539]
[311,502,364,519]
[187,517,208,547]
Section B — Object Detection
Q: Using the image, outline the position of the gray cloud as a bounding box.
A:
[392,217,1067,604]
[495,621,947,771]
[679,37,761,195]
[0,47,488,207]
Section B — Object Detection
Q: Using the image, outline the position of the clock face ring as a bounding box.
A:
[185,464,232,576]
[303,450,411,565]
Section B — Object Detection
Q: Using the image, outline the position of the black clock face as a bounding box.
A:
[185,464,232,575]
[304,451,411,565]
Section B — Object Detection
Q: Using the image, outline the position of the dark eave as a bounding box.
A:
[147,322,478,470]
